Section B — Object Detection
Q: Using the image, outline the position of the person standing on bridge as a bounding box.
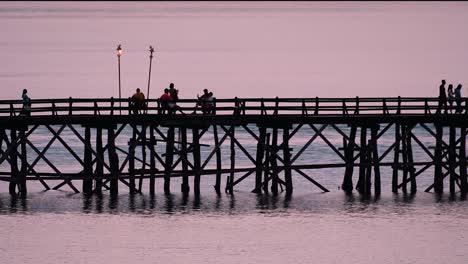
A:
[455,84,463,113]
[447,84,455,113]
[20,88,31,116]
[169,83,179,102]
[131,88,146,115]
[437,79,448,114]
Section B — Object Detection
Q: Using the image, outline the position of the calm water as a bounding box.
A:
[1,2,468,264]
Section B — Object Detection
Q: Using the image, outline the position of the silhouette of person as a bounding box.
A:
[131,88,146,115]
[455,84,463,113]
[192,89,210,114]
[169,83,179,102]
[159,88,172,114]
[447,84,455,113]
[437,79,448,114]
[205,92,215,114]
[20,88,31,116]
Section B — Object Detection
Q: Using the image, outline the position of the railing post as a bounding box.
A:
[342,99,347,116]
[157,98,161,115]
[314,96,319,115]
[10,103,15,117]
[274,97,279,116]
[465,98,468,115]
[52,100,56,116]
[234,97,240,115]
[302,99,308,117]
[261,98,266,115]
[68,97,73,116]
[397,96,401,115]
[424,98,429,116]
[110,97,114,116]
[354,96,359,114]
[383,98,388,115]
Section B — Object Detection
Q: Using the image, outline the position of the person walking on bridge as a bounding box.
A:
[437,79,448,114]
[131,88,146,115]
[20,88,31,116]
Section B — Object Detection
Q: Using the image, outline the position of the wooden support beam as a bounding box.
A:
[19,128,27,195]
[407,126,417,194]
[95,128,103,194]
[213,125,222,195]
[263,133,270,193]
[371,126,381,195]
[192,128,201,195]
[449,126,456,194]
[283,127,293,194]
[138,124,147,192]
[108,127,119,196]
[402,124,408,193]
[392,123,401,193]
[253,126,266,193]
[128,126,136,194]
[82,126,93,194]
[227,126,235,194]
[181,127,190,194]
[342,125,356,192]
[271,128,279,195]
[434,124,444,194]
[149,125,156,194]
[356,127,367,193]
[460,127,467,193]
[9,129,19,195]
[164,127,175,194]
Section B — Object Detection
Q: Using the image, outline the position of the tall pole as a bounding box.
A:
[117,44,123,114]
[147,45,154,100]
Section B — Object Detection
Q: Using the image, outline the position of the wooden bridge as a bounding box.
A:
[1,96,467,197]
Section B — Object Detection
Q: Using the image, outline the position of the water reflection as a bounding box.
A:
[1,190,468,217]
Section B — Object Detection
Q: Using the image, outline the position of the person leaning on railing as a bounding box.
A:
[20,88,31,116]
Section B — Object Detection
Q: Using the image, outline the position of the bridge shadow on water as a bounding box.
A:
[1,190,468,217]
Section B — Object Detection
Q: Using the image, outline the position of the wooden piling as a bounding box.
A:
[283,127,292,194]
[406,125,417,193]
[392,123,401,193]
[83,126,93,194]
[271,128,279,195]
[181,127,190,193]
[357,127,367,193]
[263,133,270,193]
[149,125,156,194]
[213,125,222,194]
[108,127,119,196]
[9,129,18,195]
[449,126,456,195]
[371,126,381,195]
[128,126,136,194]
[95,128,103,193]
[19,128,27,195]
[228,126,235,194]
[164,127,175,194]
[139,125,147,192]
[342,125,356,192]
[192,127,201,195]
[459,127,467,194]
[434,124,444,194]
[402,124,408,193]
[253,126,266,193]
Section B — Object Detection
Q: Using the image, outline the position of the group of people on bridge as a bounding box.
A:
[437,79,464,114]
[130,83,215,115]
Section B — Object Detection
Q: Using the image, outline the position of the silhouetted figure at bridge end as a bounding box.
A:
[447,84,455,113]
[20,88,31,116]
[437,79,448,114]
[169,83,179,102]
[131,88,146,115]
[455,84,463,113]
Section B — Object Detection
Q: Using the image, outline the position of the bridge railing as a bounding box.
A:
[0,97,465,117]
